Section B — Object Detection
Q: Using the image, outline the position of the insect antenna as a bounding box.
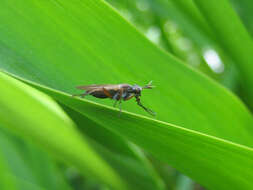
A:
[142,81,155,89]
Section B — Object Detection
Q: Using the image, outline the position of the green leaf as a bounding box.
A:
[0,0,252,145]
[0,72,127,190]
[193,0,253,106]
[60,104,165,190]
[17,76,253,190]
[0,129,72,190]
[0,0,253,189]
[0,152,17,190]
[168,0,214,39]
[229,0,253,36]
[2,174,46,190]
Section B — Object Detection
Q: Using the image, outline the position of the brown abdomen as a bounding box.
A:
[90,90,118,99]
[90,91,108,98]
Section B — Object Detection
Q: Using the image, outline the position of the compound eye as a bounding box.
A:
[136,89,141,96]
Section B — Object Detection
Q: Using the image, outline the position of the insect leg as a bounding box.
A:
[118,89,123,115]
[111,91,120,107]
[113,100,118,107]
[118,99,122,116]
[72,91,90,98]
[124,94,134,101]
[119,99,122,112]
[136,97,156,116]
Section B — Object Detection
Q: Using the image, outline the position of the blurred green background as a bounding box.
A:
[0,0,253,190]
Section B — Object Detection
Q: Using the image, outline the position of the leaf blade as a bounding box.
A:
[22,77,253,190]
[0,72,127,190]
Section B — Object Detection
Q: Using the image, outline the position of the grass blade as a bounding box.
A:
[0,72,127,190]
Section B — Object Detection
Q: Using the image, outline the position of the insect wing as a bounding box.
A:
[76,84,128,91]
[76,84,111,90]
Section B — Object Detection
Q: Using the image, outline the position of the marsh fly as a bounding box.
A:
[72,81,156,116]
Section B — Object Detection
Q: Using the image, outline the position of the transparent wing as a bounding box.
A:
[76,84,113,90]
[76,84,130,91]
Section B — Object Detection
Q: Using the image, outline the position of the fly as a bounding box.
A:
[72,81,156,116]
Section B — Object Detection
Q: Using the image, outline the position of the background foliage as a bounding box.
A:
[0,0,253,189]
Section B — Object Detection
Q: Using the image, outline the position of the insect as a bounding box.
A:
[72,81,156,116]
